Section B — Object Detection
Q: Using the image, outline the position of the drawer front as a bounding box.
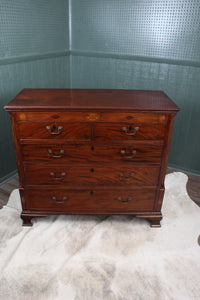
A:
[18,122,91,140]
[24,164,160,186]
[101,112,168,124]
[21,143,163,163]
[95,123,166,140]
[17,111,168,124]
[27,188,156,212]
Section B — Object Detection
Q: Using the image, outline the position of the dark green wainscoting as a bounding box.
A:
[70,54,200,175]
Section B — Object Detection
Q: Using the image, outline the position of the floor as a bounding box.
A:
[0,169,200,210]
[166,168,200,207]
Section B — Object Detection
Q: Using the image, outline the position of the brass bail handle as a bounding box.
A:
[52,196,67,203]
[117,197,132,204]
[119,172,135,181]
[50,172,66,180]
[48,149,65,158]
[120,149,136,159]
[121,126,139,136]
[46,124,63,135]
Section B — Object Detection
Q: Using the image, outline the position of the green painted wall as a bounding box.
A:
[0,0,70,182]
[1,0,200,181]
[0,0,69,57]
[70,0,200,175]
[71,0,200,64]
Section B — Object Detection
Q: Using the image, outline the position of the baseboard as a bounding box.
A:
[168,164,200,177]
[0,170,18,185]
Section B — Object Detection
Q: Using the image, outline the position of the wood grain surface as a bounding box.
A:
[4,89,180,112]
[21,143,164,163]
[27,187,156,213]
[24,164,160,186]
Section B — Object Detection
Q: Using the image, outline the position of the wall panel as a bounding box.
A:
[0,0,68,59]
[71,0,200,64]
[0,0,70,182]
[0,55,70,181]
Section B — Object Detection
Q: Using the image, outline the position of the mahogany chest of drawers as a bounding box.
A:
[4,89,179,227]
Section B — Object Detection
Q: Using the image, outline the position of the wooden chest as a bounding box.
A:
[4,89,179,227]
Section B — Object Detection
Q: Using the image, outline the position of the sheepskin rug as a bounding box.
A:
[0,172,200,300]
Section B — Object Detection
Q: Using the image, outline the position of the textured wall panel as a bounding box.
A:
[71,55,200,174]
[0,56,70,181]
[0,0,68,58]
[71,0,200,63]
[0,0,70,181]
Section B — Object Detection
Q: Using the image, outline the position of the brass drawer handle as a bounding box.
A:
[50,172,66,180]
[52,196,67,203]
[122,126,139,136]
[48,149,64,158]
[119,172,135,181]
[120,149,136,159]
[117,196,132,204]
[46,125,63,135]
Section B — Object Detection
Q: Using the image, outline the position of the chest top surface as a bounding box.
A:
[4,89,179,112]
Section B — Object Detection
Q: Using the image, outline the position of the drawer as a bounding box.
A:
[27,188,156,213]
[18,122,91,140]
[24,164,160,186]
[21,143,163,163]
[95,123,166,140]
[17,111,168,124]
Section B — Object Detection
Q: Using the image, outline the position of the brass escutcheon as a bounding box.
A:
[86,113,100,121]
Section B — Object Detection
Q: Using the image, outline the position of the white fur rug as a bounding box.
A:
[0,172,200,300]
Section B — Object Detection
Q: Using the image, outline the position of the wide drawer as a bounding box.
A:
[18,122,91,140]
[21,143,163,163]
[26,188,156,212]
[95,123,166,140]
[24,164,160,186]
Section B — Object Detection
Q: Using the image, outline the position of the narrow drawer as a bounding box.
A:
[101,112,168,124]
[24,164,160,186]
[18,122,91,140]
[27,188,156,213]
[16,111,168,124]
[95,123,166,140]
[21,143,163,163]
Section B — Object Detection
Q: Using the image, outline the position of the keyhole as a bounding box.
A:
[52,124,56,131]
[91,168,94,172]
[129,125,132,131]
[90,190,94,195]
[91,146,94,151]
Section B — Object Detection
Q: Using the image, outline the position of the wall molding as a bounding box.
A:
[0,50,70,66]
[168,164,200,177]
[70,50,200,68]
[1,49,199,68]
[0,170,18,185]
